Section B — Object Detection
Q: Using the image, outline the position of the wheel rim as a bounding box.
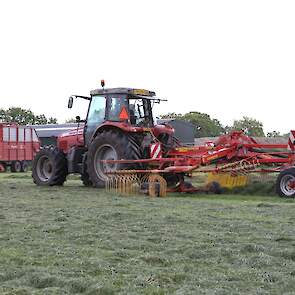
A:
[280,174,295,197]
[36,155,53,181]
[94,144,118,180]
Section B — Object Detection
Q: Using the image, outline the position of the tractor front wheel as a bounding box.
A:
[87,130,142,188]
[32,146,68,186]
[276,167,295,198]
[81,152,92,186]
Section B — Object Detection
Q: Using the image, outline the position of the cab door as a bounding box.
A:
[85,95,106,146]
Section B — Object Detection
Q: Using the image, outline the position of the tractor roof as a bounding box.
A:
[90,88,156,97]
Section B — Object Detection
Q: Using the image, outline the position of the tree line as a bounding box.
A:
[0,107,57,125]
[160,112,287,138]
[0,106,286,138]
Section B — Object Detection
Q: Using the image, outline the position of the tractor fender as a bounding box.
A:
[91,122,174,143]
[152,124,174,137]
[90,121,149,142]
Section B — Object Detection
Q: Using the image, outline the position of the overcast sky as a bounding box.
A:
[0,0,294,133]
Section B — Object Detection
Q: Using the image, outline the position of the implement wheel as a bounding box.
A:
[32,146,68,186]
[87,130,142,188]
[276,167,295,198]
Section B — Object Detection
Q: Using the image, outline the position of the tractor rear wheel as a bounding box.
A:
[87,130,142,188]
[276,167,295,198]
[11,161,22,173]
[32,146,68,186]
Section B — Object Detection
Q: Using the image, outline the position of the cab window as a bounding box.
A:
[108,95,129,121]
[85,95,106,144]
[87,95,106,126]
[129,99,146,125]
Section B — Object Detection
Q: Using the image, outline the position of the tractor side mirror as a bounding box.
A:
[68,96,75,108]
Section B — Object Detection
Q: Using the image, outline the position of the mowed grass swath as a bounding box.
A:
[1,173,295,294]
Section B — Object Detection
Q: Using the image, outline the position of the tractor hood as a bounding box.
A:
[57,126,84,153]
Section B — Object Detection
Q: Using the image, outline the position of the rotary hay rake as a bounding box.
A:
[106,172,167,197]
[103,130,295,198]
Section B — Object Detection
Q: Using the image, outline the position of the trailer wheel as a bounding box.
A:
[21,161,29,172]
[276,167,295,198]
[32,146,68,186]
[11,161,22,173]
[87,130,142,188]
[0,163,6,172]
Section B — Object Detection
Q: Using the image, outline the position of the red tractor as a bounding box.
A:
[32,84,175,187]
[32,82,295,198]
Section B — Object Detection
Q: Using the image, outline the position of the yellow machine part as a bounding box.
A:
[105,172,167,197]
[206,172,249,189]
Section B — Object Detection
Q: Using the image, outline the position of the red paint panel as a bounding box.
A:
[0,124,40,163]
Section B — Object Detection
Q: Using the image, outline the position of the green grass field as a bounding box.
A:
[0,173,295,294]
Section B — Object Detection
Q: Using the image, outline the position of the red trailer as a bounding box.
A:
[0,123,40,172]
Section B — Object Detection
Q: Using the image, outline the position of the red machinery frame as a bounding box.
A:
[104,130,295,193]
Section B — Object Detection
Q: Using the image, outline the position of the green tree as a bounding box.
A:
[65,117,77,123]
[160,111,224,137]
[47,117,58,124]
[182,112,224,137]
[0,107,35,124]
[159,112,183,120]
[232,116,265,137]
[267,131,282,137]
[34,114,48,125]
[0,107,57,125]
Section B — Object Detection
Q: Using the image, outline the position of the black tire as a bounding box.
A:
[87,130,142,188]
[276,167,295,198]
[81,153,92,186]
[20,161,29,172]
[164,173,184,189]
[207,181,222,194]
[0,163,7,172]
[32,146,68,186]
[11,161,22,173]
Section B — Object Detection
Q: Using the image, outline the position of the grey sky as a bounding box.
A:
[0,0,294,133]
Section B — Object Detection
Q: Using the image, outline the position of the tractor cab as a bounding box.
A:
[68,86,165,147]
